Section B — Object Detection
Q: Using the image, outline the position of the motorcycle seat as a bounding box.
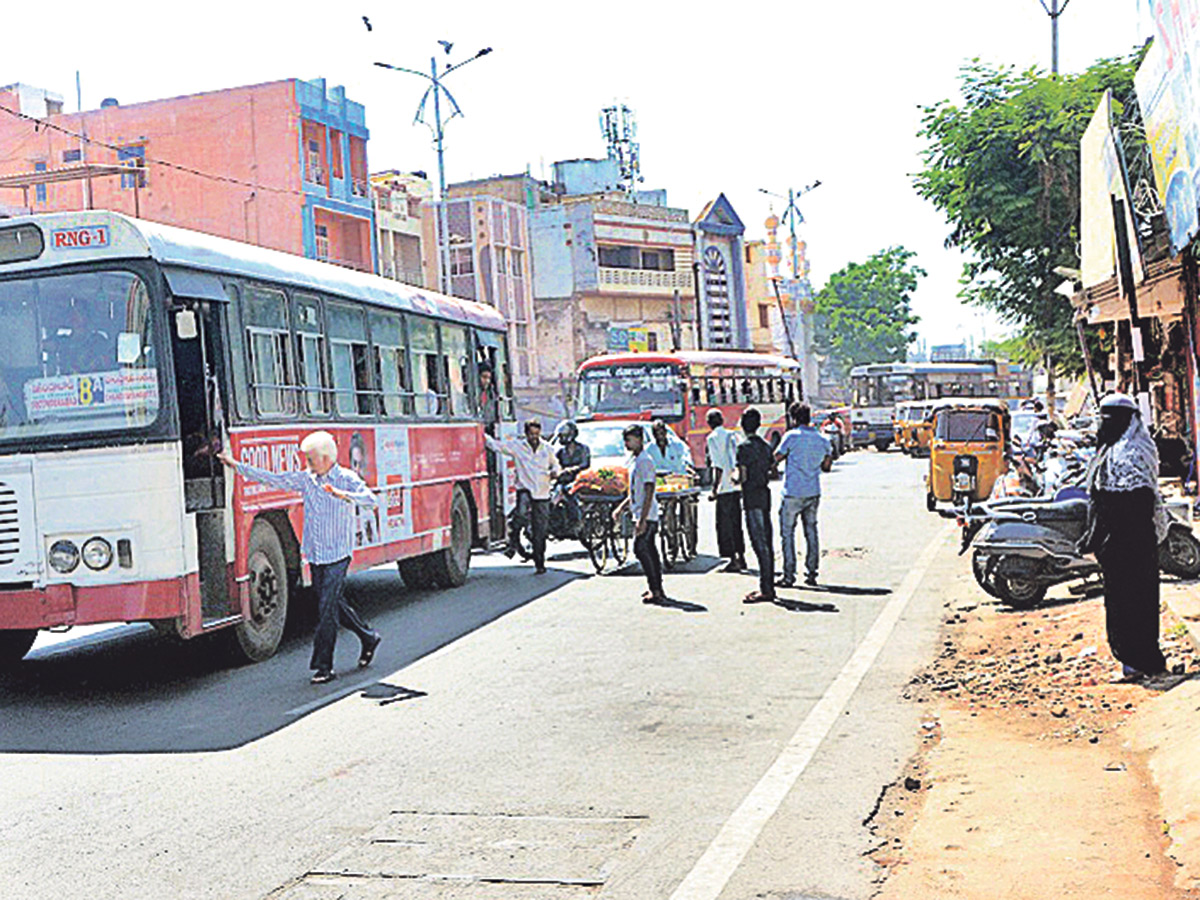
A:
[1028,498,1088,522]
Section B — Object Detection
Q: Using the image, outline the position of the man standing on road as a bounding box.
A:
[706,409,747,572]
[218,431,381,685]
[486,420,560,574]
[613,424,665,604]
[737,408,777,603]
[775,402,832,588]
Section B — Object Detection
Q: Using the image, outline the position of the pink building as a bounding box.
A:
[0,78,374,272]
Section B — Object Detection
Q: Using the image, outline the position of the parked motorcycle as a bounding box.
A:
[959,493,1200,608]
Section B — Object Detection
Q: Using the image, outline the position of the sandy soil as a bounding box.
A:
[867,577,1200,899]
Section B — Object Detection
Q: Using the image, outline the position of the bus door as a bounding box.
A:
[475,331,514,545]
[169,296,234,622]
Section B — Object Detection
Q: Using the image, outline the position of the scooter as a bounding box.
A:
[959,493,1200,608]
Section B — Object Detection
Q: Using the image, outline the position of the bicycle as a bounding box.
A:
[578,493,631,574]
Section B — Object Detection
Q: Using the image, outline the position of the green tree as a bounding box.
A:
[814,246,924,376]
[913,52,1144,400]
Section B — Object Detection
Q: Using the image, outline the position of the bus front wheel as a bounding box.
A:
[0,629,37,666]
[229,520,289,663]
[430,488,473,588]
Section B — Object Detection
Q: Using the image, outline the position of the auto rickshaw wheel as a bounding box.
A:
[925,492,936,513]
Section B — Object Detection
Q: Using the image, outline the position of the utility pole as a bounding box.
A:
[375,45,493,296]
[1037,0,1070,74]
[759,181,821,399]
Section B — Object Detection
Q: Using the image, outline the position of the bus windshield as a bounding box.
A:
[0,269,161,442]
[577,362,683,419]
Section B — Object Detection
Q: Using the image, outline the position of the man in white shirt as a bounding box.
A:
[613,424,665,604]
[706,409,746,573]
[486,419,560,574]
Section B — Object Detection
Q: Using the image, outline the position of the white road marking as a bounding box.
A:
[668,524,952,900]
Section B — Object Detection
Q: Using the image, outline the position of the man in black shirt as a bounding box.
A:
[737,407,777,603]
[555,420,591,532]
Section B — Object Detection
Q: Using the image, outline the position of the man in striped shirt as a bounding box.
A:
[218,431,381,684]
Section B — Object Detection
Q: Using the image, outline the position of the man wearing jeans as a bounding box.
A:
[486,419,560,575]
[736,408,777,603]
[219,431,381,684]
[613,424,665,604]
[774,402,832,587]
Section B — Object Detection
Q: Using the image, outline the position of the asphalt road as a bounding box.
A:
[0,449,956,900]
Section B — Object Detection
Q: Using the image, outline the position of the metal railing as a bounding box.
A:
[598,267,693,290]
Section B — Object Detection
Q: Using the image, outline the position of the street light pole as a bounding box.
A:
[375,45,493,296]
[1037,0,1070,74]
[429,55,452,297]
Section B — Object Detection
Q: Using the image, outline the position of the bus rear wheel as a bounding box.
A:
[228,520,289,663]
[0,629,37,666]
[430,488,473,588]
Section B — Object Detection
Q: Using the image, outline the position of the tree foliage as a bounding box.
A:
[814,246,924,376]
[913,52,1144,377]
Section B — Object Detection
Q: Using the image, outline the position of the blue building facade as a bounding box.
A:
[295,78,376,272]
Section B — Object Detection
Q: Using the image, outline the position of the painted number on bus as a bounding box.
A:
[78,376,105,406]
[51,226,110,249]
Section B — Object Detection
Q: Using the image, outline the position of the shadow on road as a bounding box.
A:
[645,596,708,613]
[775,598,839,613]
[789,583,892,597]
[0,562,581,755]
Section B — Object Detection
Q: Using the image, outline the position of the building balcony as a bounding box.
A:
[598,266,694,294]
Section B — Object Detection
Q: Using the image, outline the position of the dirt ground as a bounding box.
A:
[867,574,1200,899]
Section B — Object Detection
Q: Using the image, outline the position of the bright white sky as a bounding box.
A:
[4,1,1152,345]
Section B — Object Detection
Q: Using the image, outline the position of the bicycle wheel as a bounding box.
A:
[682,498,698,560]
[610,511,630,567]
[583,504,610,573]
[660,501,680,571]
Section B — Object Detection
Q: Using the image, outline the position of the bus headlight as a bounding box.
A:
[49,540,80,573]
[82,537,114,571]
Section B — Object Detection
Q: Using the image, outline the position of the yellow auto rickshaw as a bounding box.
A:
[893,404,912,452]
[925,398,1010,512]
[907,400,938,458]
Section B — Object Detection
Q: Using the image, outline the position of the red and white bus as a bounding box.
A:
[0,211,516,664]
[575,351,804,470]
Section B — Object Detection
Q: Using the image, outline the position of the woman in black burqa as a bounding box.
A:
[1082,393,1167,683]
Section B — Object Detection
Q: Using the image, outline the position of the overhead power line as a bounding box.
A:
[0,103,304,197]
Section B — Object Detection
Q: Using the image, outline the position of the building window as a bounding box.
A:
[306,139,325,185]
[62,149,81,163]
[496,247,507,275]
[647,331,659,351]
[511,249,523,278]
[118,145,146,189]
[598,244,674,271]
[515,324,528,349]
[33,162,46,204]
[315,225,330,261]
[449,245,474,276]
[759,304,771,329]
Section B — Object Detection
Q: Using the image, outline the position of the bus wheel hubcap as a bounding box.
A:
[249,554,279,625]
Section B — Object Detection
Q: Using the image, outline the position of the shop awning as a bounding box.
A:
[1071,256,1186,323]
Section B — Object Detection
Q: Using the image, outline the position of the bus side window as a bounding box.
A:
[294,293,328,416]
[327,302,373,417]
[692,383,702,405]
[441,323,470,418]
[223,282,252,419]
[408,315,444,418]
[369,311,411,418]
[704,378,715,406]
[244,285,294,417]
